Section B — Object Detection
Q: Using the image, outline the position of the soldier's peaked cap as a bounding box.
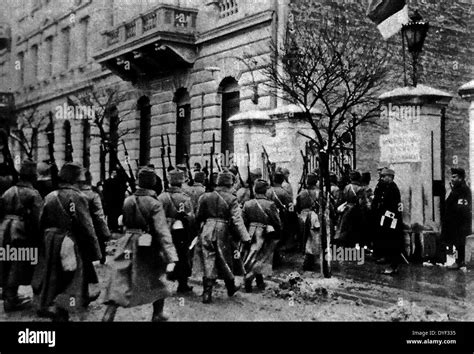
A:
[59,162,84,183]
[250,168,262,177]
[451,167,466,178]
[138,166,156,189]
[169,169,185,185]
[20,159,37,177]
[254,179,269,194]
[381,168,395,176]
[217,171,233,186]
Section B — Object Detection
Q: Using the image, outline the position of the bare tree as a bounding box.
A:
[69,85,135,181]
[262,8,394,277]
[9,106,48,159]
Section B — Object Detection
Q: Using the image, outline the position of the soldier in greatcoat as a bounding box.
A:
[443,168,472,271]
[242,179,281,292]
[266,170,294,263]
[157,169,195,293]
[194,171,251,304]
[371,168,404,275]
[186,171,206,213]
[296,173,321,271]
[236,168,262,206]
[102,167,178,322]
[0,159,43,312]
[335,171,365,247]
[34,162,101,321]
[78,171,111,265]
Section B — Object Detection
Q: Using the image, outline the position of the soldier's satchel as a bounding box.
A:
[60,235,77,271]
[380,210,398,229]
[53,192,78,271]
[133,196,153,247]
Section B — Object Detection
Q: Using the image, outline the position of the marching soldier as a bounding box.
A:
[372,168,404,275]
[278,167,294,202]
[35,162,102,321]
[102,167,178,322]
[335,171,365,247]
[35,162,56,199]
[266,170,294,266]
[242,179,281,292]
[103,169,128,233]
[296,173,321,271]
[236,168,262,206]
[78,171,111,265]
[147,164,163,196]
[186,171,206,213]
[157,169,195,293]
[194,171,251,304]
[443,168,472,271]
[0,159,43,312]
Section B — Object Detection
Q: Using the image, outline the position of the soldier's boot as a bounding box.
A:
[51,308,69,322]
[3,286,31,313]
[102,304,118,322]
[302,254,316,271]
[177,278,194,294]
[255,274,266,291]
[244,277,253,293]
[224,278,240,297]
[152,299,168,322]
[202,278,213,304]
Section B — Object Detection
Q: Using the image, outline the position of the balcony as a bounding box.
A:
[94,4,198,83]
[0,23,11,51]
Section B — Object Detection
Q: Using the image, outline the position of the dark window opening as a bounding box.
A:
[138,96,151,166]
[219,77,240,155]
[174,88,191,165]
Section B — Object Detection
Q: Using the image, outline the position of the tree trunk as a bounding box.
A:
[100,145,106,181]
[318,152,331,278]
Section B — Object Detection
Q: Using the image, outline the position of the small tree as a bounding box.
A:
[9,106,48,160]
[70,85,135,181]
[263,7,395,277]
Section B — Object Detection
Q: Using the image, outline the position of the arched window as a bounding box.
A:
[174,88,191,165]
[219,77,240,155]
[137,96,151,166]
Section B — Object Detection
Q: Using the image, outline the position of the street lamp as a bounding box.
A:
[401,10,430,87]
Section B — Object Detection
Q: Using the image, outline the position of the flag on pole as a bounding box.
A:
[367,0,409,40]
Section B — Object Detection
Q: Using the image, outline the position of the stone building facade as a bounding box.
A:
[0,0,472,193]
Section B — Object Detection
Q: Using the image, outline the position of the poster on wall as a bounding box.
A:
[380,133,421,163]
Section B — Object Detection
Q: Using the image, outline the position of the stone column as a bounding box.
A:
[379,85,453,232]
[459,80,474,197]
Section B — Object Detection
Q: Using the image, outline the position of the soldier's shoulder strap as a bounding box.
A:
[214,190,229,209]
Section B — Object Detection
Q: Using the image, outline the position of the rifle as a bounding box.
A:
[234,165,245,188]
[64,121,73,163]
[208,134,215,191]
[297,149,309,194]
[215,157,222,172]
[183,147,194,186]
[160,135,169,190]
[122,139,136,192]
[246,143,255,199]
[202,160,209,187]
[46,112,58,188]
[0,129,19,184]
[262,146,274,186]
[166,133,174,171]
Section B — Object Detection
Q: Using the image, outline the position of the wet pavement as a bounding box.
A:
[277,250,474,320]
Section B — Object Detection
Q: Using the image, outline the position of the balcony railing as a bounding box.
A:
[103,5,198,49]
[218,0,239,19]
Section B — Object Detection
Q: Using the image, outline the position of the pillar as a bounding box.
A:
[379,85,453,232]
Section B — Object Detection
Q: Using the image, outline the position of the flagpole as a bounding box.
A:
[401,31,408,87]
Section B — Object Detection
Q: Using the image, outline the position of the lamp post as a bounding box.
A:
[401,10,430,87]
